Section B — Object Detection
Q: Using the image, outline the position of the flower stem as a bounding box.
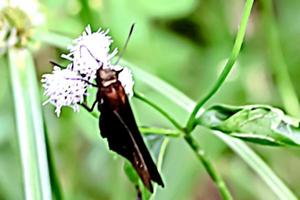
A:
[134,91,233,200]
[140,127,182,137]
[184,134,233,200]
[82,104,181,138]
[185,0,254,132]
[134,91,183,131]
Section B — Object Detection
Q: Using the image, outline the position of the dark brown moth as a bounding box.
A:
[81,65,164,192]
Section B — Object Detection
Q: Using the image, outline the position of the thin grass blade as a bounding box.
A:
[8,48,52,200]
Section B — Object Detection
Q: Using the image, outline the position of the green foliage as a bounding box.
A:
[8,48,51,200]
[199,104,300,146]
[2,0,300,199]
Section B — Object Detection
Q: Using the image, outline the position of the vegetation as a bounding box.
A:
[1,0,300,199]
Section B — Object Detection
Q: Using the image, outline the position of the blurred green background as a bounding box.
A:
[1,0,300,199]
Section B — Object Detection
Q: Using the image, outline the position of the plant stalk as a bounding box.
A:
[8,48,52,200]
[185,0,254,132]
[134,91,233,199]
[184,134,233,200]
[134,91,183,131]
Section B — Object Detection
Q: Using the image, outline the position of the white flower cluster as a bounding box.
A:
[0,0,44,26]
[42,25,134,116]
[41,66,88,116]
[0,0,44,54]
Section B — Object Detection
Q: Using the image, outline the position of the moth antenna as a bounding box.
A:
[115,23,135,65]
[99,62,104,69]
[116,68,124,75]
[79,45,101,64]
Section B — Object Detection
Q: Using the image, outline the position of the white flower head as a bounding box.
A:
[66,45,101,82]
[0,0,44,54]
[7,0,44,26]
[107,64,134,98]
[62,25,118,78]
[41,66,88,117]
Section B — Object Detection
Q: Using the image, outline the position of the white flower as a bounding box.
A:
[107,64,134,98]
[1,0,44,26]
[62,25,118,79]
[42,25,135,116]
[66,45,101,82]
[0,0,44,55]
[41,66,88,117]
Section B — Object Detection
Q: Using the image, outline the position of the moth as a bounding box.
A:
[47,24,164,192]
[81,65,164,192]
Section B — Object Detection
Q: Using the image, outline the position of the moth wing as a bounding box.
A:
[99,85,164,192]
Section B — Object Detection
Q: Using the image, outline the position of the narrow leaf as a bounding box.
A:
[198,104,300,146]
[8,48,51,200]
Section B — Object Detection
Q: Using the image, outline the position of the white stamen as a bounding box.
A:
[42,25,135,116]
[41,66,88,117]
[65,25,117,67]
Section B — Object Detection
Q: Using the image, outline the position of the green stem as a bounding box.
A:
[140,127,182,137]
[184,134,233,200]
[260,0,300,117]
[134,91,233,199]
[26,49,53,200]
[134,91,183,131]
[151,138,170,200]
[8,48,51,200]
[36,28,298,200]
[215,132,297,200]
[43,119,63,200]
[82,104,181,137]
[185,0,254,132]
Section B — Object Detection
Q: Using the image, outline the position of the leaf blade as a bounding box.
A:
[198,104,300,146]
[8,48,52,200]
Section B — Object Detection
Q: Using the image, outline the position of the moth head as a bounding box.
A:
[98,66,123,87]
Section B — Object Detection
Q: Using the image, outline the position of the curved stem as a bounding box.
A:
[184,134,233,200]
[134,91,184,131]
[185,0,254,132]
[134,91,233,199]
[37,27,298,200]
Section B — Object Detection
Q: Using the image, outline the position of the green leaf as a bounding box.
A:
[198,104,300,146]
[124,63,297,199]
[8,48,52,200]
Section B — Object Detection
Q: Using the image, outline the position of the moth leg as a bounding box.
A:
[66,78,98,87]
[81,79,98,87]
[80,99,98,112]
[49,61,66,69]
